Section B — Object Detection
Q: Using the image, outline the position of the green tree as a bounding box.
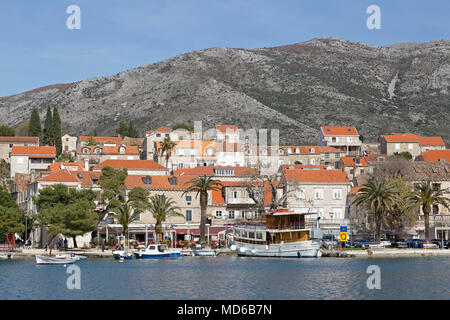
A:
[352,179,399,243]
[53,106,62,156]
[42,106,54,146]
[0,206,25,235]
[98,166,128,220]
[34,184,97,248]
[85,136,100,146]
[0,125,15,136]
[159,136,177,170]
[148,194,183,244]
[15,120,29,136]
[394,151,412,161]
[28,108,42,138]
[408,181,450,241]
[182,175,222,245]
[172,124,194,132]
[115,121,139,138]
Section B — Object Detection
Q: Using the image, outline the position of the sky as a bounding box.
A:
[0,0,448,97]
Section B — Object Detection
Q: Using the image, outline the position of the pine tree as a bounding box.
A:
[53,106,62,156]
[28,108,42,139]
[42,106,54,146]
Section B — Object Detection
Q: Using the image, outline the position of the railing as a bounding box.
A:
[417,215,450,226]
[228,198,255,204]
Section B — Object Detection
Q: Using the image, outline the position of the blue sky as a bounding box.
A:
[0,0,448,96]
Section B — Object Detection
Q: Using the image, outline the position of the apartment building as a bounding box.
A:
[93,159,168,175]
[0,136,40,161]
[76,144,140,166]
[318,126,362,156]
[10,146,56,179]
[379,133,446,158]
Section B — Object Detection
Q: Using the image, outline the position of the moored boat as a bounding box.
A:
[35,255,77,265]
[230,208,322,258]
[55,253,87,260]
[192,249,218,256]
[112,250,134,260]
[134,244,181,259]
[0,253,12,260]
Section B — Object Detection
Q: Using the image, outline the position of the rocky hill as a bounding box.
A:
[0,38,449,144]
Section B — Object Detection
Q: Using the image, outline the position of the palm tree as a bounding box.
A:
[159,137,177,172]
[408,181,450,241]
[148,194,183,243]
[182,175,222,245]
[352,179,399,243]
[110,202,141,248]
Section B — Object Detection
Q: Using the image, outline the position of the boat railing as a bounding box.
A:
[234,221,316,231]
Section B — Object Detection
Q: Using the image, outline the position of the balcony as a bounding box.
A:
[227,198,255,205]
[416,215,450,226]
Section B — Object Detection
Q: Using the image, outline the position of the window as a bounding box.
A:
[310,159,316,165]
[228,211,234,219]
[331,208,343,219]
[30,158,41,163]
[314,189,324,200]
[156,133,161,137]
[94,147,102,154]
[325,153,330,159]
[119,146,125,153]
[408,144,413,150]
[296,189,305,199]
[64,146,68,151]
[142,176,152,185]
[232,191,241,199]
[348,137,353,142]
[287,148,292,154]
[333,189,342,200]
[395,143,400,150]
[186,196,192,202]
[310,148,315,153]
[335,153,340,158]
[214,210,222,218]
[83,148,90,154]
[9,144,13,148]
[186,210,192,222]
[43,158,53,163]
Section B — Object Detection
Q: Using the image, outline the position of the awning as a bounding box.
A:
[175,227,228,236]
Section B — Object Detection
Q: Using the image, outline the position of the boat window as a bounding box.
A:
[149,245,156,250]
[242,231,248,238]
[248,232,255,239]
[256,232,263,240]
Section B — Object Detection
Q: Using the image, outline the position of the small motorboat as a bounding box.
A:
[55,253,87,260]
[0,253,12,260]
[180,249,194,256]
[112,250,134,260]
[35,255,77,265]
[134,244,181,259]
[192,249,219,256]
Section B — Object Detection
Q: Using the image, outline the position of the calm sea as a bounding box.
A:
[0,256,449,300]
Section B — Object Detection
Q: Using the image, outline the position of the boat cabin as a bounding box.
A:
[233,208,312,245]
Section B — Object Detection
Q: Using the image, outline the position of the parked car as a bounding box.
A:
[353,239,377,248]
[321,234,338,249]
[422,242,439,249]
[430,239,449,249]
[380,238,392,247]
[390,239,408,248]
[406,239,426,248]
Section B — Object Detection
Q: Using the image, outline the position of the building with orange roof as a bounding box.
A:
[93,159,168,175]
[48,162,85,172]
[78,135,122,147]
[318,126,362,156]
[281,167,351,231]
[76,143,140,167]
[278,145,346,168]
[215,125,239,143]
[337,156,369,181]
[379,133,446,158]
[415,150,450,163]
[173,165,256,181]
[0,136,39,161]
[10,146,56,179]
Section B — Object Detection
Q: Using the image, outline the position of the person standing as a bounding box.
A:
[64,238,68,251]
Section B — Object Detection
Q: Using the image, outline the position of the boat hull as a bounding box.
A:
[35,255,77,265]
[192,249,218,256]
[232,240,321,258]
[134,251,181,259]
[112,251,134,260]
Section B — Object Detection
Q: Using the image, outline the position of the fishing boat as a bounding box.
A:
[134,244,181,259]
[112,250,134,260]
[35,255,78,265]
[230,208,322,258]
[192,249,219,256]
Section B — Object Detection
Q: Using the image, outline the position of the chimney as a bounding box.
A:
[84,158,89,171]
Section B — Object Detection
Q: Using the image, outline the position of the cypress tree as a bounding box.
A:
[53,106,62,156]
[28,108,42,138]
[42,106,54,146]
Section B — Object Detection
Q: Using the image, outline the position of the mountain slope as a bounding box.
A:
[1,38,449,144]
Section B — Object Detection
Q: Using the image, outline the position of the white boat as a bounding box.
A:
[230,208,322,258]
[180,249,194,256]
[35,255,77,265]
[134,244,182,259]
[112,250,134,260]
[0,254,12,260]
[55,253,87,260]
[192,249,218,256]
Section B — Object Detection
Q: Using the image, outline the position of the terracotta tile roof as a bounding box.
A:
[157,140,215,156]
[173,166,256,176]
[0,136,39,143]
[349,186,364,195]
[416,150,450,162]
[11,146,56,156]
[321,126,359,136]
[315,146,346,153]
[216,125,238,133]
[284,169,350,183]
[125,175,194,190]
[340,156,369,166]
[77,145,139,155]
[146,127,172,135]
[48,162,84,171]
[79,136,122,143]
[281,164,328,171]
[94,159,167,170]
[364,153,389,162]
[37,169,100,186]
[280,145,345,154]
[381,133,445,146]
